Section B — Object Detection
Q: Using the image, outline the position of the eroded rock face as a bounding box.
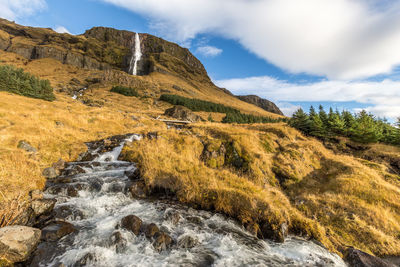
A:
[237,95,283,116]
[164,105,202,122]
[0,226,41,263]
[345,248,395,267]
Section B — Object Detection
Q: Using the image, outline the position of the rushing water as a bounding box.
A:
[128,33,142,75]
[36,135,347,267]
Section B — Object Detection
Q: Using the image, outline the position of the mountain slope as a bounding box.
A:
[0,20,400,264]
[237,95,284,115]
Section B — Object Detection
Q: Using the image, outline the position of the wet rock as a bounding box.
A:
[186,216,203,225]
[345,247,395,267]
[52,177,72,184]
[74,253,96,267]
[164,106,202,122]
[144,223,160,239]
[177,234,199,249]
[245,223,261,237]
[109,231,127,253]
[0,226,41,263]
[125,167,141,180]
[42,167,58,179]
[163,210,181,225]
[31,198,56,217]
[152,232,173,252]
[129,180,147,199]
[17,140,37,153]
[45,185,78,197]
[120,215,142,235]
[53,205,85,221]
[41,222,76,242]
[260,222,288,243]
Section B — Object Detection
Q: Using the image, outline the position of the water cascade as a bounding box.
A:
[33,135,347,266]
[128,33,142,76]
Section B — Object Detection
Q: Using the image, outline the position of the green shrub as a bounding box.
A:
[160,94,240,114]
[160,94,285,124]
[110,85,139,97]
[0,65,55,101]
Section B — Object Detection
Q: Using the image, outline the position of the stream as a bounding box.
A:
[32,134,347,267]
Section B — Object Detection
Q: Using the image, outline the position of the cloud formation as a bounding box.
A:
[0,0,46,20]
[100,0,400,80]
[216,76,400,119]
[196,46,222,57]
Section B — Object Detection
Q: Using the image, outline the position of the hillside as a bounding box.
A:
[0,20,399,266]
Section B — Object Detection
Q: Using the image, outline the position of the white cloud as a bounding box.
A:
[0,0,46,20]
[54,26,71,34]
[99,0,400,80]
[215,76,400,119]
[196,46,222,57]
[276,102,301,117]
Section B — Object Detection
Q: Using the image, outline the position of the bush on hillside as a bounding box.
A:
[0,65,55,101]
[160,94,240,114]
[110,85,139,97]
[160,94,285,124]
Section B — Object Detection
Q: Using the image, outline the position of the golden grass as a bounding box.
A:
[122,122,400,256]
[1,49,400,258]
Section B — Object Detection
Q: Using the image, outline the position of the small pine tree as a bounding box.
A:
[290,108,312,134]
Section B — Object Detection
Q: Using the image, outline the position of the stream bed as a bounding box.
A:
[32,134,347,267]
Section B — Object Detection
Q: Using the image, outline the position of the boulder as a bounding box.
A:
[109,231,127,253]
[129,180,148,199]
[177,234,199,249]
[52,159,66,172]
[31,199,56,217]
[144,223,160,239]
[260,221,288,243]
[0,226,41,263]
[120,215,142,235]
[17,140,37,153]
[163,210,181,225]
[125,167,141,180]
[152,232,173,252]
[345,248,395,267]
[164,106,201,122]
[42,167,58,179]
[40,222,76,242]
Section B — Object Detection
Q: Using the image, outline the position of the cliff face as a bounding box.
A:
[237,95,283,115]
[0,19,211,84]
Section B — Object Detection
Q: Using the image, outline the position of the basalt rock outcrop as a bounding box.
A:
[0,19,212,84]
[237,95,283,116]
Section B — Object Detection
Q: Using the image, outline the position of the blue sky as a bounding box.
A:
[2,0,400,120]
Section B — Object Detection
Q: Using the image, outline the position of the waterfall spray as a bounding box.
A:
[128,33,142,75]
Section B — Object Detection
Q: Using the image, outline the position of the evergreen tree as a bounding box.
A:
[309,106,325,137]
[350,111,382,143]
[319,105,328,126]
[290,108,312,134]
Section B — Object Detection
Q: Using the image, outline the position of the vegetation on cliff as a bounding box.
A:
[110,85,139,97]
[0,65,55,101]
[290,106,400,145]
[160,94,285,124]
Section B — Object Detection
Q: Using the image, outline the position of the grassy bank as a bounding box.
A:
[122,123,400,257]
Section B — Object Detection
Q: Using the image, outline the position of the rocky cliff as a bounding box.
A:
[237,95,283,115]
[0,19,211,84]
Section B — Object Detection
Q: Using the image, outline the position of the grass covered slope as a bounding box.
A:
[122,123,400,256]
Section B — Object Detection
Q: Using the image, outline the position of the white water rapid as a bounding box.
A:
[128,33,142,76]
[34,135,347,267]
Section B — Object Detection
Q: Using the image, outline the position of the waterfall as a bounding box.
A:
[128,33,142,75]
